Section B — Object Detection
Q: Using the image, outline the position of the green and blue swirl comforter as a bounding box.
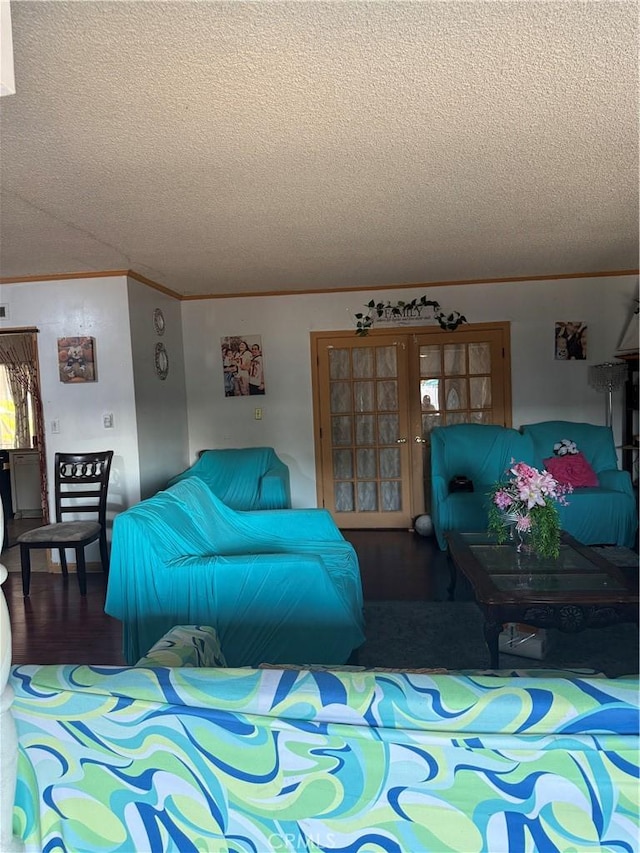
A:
[10,665,639,852]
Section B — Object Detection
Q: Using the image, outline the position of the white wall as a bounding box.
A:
[181,275,638,508]
[2,273,636,519]
[127,278,189,499]
[0,276,140,535]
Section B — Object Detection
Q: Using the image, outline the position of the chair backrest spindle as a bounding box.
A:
[55,452,113,525]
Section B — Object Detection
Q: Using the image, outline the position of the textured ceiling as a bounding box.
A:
[0,0,638,298]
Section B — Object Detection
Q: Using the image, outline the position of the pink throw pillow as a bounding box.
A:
[543,452,599,488]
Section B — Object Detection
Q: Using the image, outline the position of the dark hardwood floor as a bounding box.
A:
[3,530,461,666]
[4,572,127,665]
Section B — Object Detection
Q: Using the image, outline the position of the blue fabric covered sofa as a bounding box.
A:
[431,421,638,550]
[521,420,638,549]
[167,446,291,509]
[105,477,364,666]
[6,623,639,853]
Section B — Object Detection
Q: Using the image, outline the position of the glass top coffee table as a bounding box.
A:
[445,531,639,668]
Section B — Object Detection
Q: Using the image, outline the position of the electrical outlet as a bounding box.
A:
[103,413,114,429]
[254,407,262,420]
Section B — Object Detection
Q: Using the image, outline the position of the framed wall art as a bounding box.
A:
[153,307,166,336]
[155,342,169,380]
[58,336,97,382]
[221,334,265,397]
[555,322,587,361]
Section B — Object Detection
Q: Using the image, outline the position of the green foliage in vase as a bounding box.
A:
[488,501,562,559]
[487,461,572,559]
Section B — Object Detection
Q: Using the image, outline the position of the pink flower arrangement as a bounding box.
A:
[488,461,572,558]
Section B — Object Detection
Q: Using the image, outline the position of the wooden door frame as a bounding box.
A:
[311,322,512,524]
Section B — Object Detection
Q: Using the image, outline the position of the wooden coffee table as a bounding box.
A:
[445,531,639,668]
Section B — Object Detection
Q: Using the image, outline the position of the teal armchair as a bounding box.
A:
[430,423,533,550]
[167,446,291,509]
[521,420,638,548]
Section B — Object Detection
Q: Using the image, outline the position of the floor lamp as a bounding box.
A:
[587,361,627,428]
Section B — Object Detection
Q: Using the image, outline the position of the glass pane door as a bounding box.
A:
[317,337,413,528]
[409,326,510,516]
[312,323,511,529]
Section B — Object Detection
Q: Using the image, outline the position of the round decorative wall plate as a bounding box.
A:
[153,308,166,336]
[154,342,169,380]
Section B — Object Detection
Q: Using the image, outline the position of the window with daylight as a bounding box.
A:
[0,365,16,448]
[0,363,35,449]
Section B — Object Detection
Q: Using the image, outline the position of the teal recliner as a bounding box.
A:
[105,477,364,666]
[430,423,532,550]
[521,420,638,549]
[167,446,291,510]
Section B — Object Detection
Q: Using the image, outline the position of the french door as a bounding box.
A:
[311,323,511,528]
[313,335,412,528]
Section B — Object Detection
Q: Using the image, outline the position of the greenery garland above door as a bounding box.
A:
[354,295,467,336]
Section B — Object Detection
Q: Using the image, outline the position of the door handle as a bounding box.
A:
[414,436,426,444]
[396,438,407,444]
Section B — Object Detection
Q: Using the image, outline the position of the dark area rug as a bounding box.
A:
[358,601,639,677]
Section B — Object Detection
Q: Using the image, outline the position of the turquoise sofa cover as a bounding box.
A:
[105,477,364,666]
[431,420,638,550]
[431,423,534,549]
[521,420,638,549]
[167,446,291,509]
[10,660,639,852]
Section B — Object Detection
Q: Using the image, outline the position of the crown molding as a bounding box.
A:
[181,269,640,300]
[0,269,182,300]
[1,267,637,300]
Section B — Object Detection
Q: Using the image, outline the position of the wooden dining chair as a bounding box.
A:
[18,451,114,596]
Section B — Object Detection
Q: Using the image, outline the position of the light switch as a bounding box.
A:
[51,419,60,434]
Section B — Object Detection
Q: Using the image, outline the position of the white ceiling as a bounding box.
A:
[0,0,638,299]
